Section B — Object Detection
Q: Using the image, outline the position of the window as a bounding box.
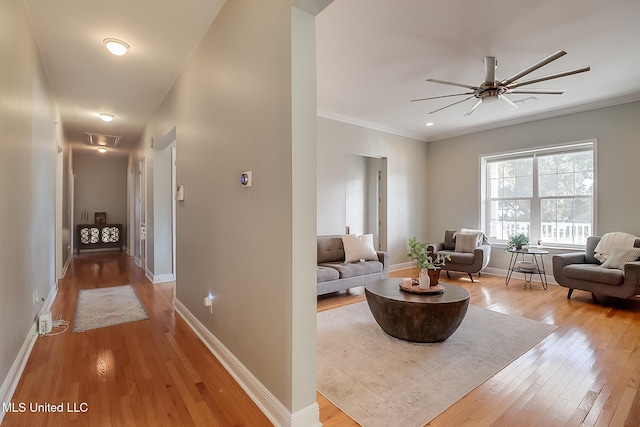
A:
[481,141,595,247]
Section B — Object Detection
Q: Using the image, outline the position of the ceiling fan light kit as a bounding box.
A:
[411,50,590,116]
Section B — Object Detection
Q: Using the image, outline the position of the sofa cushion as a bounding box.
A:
[317,266,340,283]
[319,260,383,279]
[438,250,475,265]
[341,234,378,262]
[317,236,345,264]
[563,264,624,286]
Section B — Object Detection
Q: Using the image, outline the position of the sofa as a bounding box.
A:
[317,235,389,295]
[427,230,491,282]
[552,235,640,301]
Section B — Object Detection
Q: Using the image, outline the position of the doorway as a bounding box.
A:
[345,154,387,250]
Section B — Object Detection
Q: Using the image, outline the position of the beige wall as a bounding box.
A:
[0,0,59,406]
[73,151,129,231]
[426,101,640,270]
[317,117,429,265]
[136,0,321,420]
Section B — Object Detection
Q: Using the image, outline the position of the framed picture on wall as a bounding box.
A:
[95,212,107,225]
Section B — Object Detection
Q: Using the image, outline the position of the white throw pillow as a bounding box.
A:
[341,234,378,263]
[601,246,640,270]
[455,233,478,253]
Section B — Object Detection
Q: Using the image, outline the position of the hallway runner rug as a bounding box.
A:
[73,285,149,332]
[317,301,557,427]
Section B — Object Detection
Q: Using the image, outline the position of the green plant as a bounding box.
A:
[406,237,451,269]
[505,233,529,251]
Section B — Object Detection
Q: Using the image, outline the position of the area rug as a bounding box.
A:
[317,301,557,427]
[73,285,149,332]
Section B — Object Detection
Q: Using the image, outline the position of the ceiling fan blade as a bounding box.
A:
[464,99,483,116]
[507,89,566,95]
[426,78,478,90]
[411,92,474,102]
[428,95,475,114]
[507,66,591,89]
[500,50,567,86]
[484,56,496,84]
[498,95,518,109]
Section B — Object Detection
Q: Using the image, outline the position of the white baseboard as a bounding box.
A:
[60,255,71,281]
[391,263,557,286]
[152,274,175,284]
[174,299,320,427]
[1,286,69,425]
[481,267,557,285]
[0,324,38,425]
[390,261,415,272]
[144,268,153,283]
[291,403,322,427]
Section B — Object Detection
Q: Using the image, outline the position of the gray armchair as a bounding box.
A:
[428,230,491,282]
[552,236,640,301]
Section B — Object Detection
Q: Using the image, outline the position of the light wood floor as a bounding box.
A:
[317,268,640,427]
[4,254,640,427]
[2,252,272,427]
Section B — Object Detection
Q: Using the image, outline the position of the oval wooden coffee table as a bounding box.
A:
[364,279,470,343]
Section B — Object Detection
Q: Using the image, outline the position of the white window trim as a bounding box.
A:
[479,139,598,249]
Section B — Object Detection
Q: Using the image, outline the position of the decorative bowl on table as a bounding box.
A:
[516,261,536,271]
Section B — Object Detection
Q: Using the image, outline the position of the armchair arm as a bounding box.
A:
[427,242,445,253]
[475,244,491,270]
[376,251,390,273]
[552,252,587,287]
[623,261,640,296]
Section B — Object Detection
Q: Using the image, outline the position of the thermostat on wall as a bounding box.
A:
[240,171,252,187]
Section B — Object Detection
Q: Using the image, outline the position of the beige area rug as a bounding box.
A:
[317,301,557,427]
[73,285,149,332]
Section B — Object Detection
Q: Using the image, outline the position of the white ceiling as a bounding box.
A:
[25,0,226,152]
[24,0,640,152]
[316,0,640,141]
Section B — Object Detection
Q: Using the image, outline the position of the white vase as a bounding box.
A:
[419,268,431,289]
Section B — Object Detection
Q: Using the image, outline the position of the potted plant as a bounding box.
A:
[505,233,529,251]
[407,237,450,288]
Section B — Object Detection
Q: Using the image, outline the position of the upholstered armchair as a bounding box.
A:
[552,235,640,301]
[428,230,491,282]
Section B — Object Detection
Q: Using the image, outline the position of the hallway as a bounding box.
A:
[2,252,272,427]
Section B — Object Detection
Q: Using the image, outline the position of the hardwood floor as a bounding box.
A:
[317,268,640,427]
[5,254,640,426]
[2,252,272,427]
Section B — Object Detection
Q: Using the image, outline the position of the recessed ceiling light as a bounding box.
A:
[98,113,114,122]
[97,148,107,154]
[425,122,434,127]
[103,38,130,56]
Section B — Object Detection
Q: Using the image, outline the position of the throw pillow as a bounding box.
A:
[455,233,478,253]
[341,234,378,263]
[601,246,640,270]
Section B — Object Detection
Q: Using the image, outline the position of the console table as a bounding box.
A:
[76,224,123,254]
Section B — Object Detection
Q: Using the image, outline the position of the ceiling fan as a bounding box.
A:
[411,50,590,116]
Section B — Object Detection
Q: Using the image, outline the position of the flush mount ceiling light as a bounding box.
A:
[425,122,434,127]
[103,38,130,56]
[97,148,107,154]
[98,113,114,122]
